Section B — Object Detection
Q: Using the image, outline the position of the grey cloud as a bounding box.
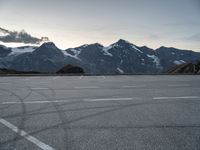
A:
[0,27,49,44]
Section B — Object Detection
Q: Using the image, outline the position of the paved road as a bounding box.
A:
[0,75,200,150]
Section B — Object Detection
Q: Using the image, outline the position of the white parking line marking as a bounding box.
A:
[31,88,49,90]
[2,101,51,104]
[123,85,146,88]
[153,96,199,100]
[74,86,99,89]
[0,118,55,150]
[84,97,141,102]
[2,100,72,104]
[2,96,199,105]
[2,98,138,104]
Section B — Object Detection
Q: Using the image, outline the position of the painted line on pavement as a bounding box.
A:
[74,86,99,89]
[31,88,49,90]
[2,100,73,105]
[84,97,141,102]
[3,96,199,105]
[153,96,199,100]
[0,118,55,150]
[122,85,146,88]
[2,97,138,104]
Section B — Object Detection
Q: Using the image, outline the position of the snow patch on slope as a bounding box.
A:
[147,54,162,69]
[173,60,186,65]
[62,48,82,61]
[70,48,82,57]
[102,46,113,56]
[9,47,36,56]
[131,45,143,53]
[117,68,124,73]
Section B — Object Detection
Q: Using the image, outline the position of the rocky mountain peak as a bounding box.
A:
[40,42,58,49]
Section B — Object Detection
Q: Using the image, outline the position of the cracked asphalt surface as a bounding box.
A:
[0,75,200,150]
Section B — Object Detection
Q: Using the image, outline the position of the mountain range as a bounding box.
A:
[0,39,200,74]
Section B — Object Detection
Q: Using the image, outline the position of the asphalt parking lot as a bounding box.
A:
[0,75,200,150]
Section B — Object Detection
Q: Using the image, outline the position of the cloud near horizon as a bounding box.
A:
[0,27,49,44]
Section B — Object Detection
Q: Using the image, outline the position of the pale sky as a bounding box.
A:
[0,0,200,51]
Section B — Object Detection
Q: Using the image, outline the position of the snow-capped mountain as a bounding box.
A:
[0,40,200,73]
[65,40,160,73]
[64,39,200,73]
[3,42,79,72]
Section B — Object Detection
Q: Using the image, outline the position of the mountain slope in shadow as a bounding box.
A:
[168,61,200,74]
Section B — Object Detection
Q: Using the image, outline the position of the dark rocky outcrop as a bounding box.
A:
[56,64,84,74]
[0,45,11,57]
[168,61,200,74]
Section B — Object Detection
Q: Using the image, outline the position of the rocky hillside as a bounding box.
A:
[168,61,200,74]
